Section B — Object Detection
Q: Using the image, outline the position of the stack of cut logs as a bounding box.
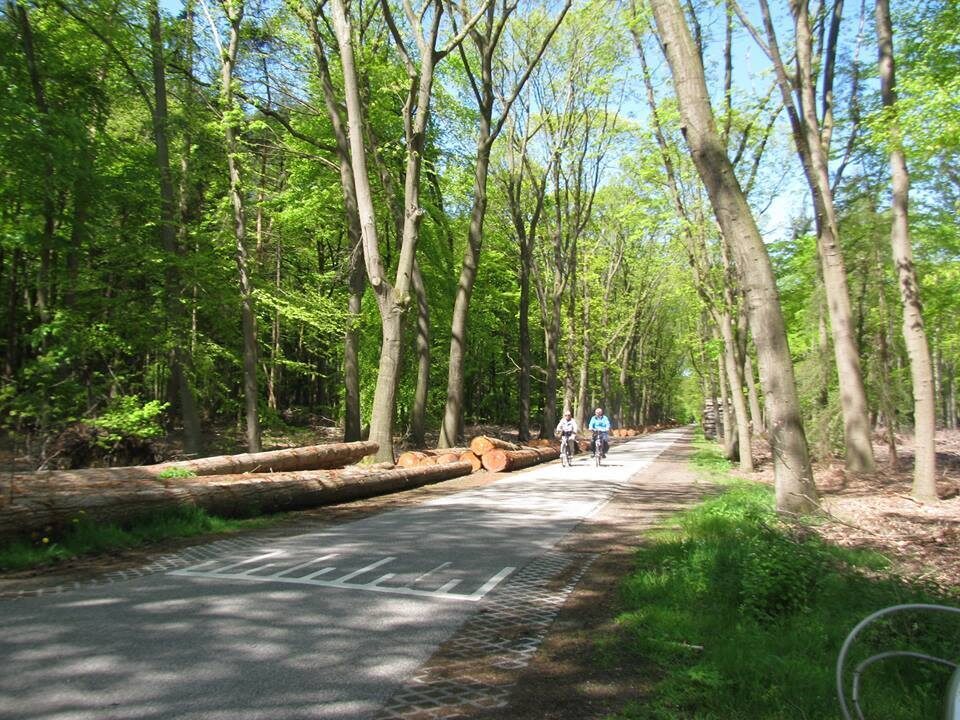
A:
[397,435,561,474]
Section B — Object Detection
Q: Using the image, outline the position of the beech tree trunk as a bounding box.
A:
[208,0,261,452]
[302,9,366,442]
[410,262,430,446]
[649,0,817,513]
[717,351,737,461]
[751,0,874,472]
[719,312,752,470]
[438,0,570,448]
[876,0,937,501]
[147,0,204,456]
[744,352,763,433]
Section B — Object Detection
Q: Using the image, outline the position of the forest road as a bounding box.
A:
[0,427,691,720]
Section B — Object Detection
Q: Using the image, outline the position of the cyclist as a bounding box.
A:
[588,407,610,458]
[554,410,578,461]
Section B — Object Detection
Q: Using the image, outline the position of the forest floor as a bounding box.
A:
[1,426,958,719]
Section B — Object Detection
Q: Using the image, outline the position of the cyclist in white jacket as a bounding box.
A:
[555,411,578,457]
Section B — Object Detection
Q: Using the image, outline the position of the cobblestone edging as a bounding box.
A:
[374,551,597,720]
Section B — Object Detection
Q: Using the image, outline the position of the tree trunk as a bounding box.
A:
[649,0,817,513]
[303,10,365,442]
[148,0,203,455]
[212,1,260,452]
[759,0,874,472]
[744,352,763,433]
[576,280,591,432]
[409,261,430,446]
[876,0,937,501]
[718,350,737,461]
[518,231,532,442]
[439,132,491,448]
[719,311,753,470]
[1,460,470,544]
[543,302,560,433]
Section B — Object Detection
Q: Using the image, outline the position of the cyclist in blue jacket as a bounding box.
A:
[588,407,611,458]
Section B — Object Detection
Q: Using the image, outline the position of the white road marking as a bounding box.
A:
[414,562,452,584]
[272,554,337,577]
[168,561,515,602]
[335,557,395,583]
[212,551,283,573]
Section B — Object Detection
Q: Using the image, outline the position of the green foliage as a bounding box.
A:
[89,396,168,446]
[156,467,198,479]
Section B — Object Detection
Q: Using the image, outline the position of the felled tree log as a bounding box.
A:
[7,441,380,490]
[434,451,464,465]
[481,447,560,473]
[396,448,468,468]
[469,436,520,455]
[525,438,560,448]
[396,451,430,468]
[458,451,483,472]
[0,461,472,544]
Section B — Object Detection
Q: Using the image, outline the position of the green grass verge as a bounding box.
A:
[0,506,283,572]
[601,439,959,720]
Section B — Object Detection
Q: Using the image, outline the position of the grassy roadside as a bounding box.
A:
[0,506,283,572]
[600,436,959,720]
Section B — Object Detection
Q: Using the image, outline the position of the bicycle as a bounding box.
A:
[558,432,574,467]
[836,603,960,720]
[591,430,606,467]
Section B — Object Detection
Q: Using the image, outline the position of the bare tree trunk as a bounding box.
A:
[649,0,817,512]
[576,279,590,431]
[330,0,479,461]
[876,0,936,501]
[212,0,261,452]
[744,352,763,432]
[718,349,738,460]
[439,131,490,447]
[301,7,366,442]
[149,0,203,454]
[11,0,54,325]
[753,0,874,472]
[504,120,549,442]
[438,0,570,448]
[719,312,752,470]
[542,298,561,433]
[409,262,430,446]
[875,273,899,469]
[518,231,532,441]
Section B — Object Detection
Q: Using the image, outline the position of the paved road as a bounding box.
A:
[1,428,688,720]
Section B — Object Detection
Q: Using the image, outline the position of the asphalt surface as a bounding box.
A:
[0,428,687,720]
